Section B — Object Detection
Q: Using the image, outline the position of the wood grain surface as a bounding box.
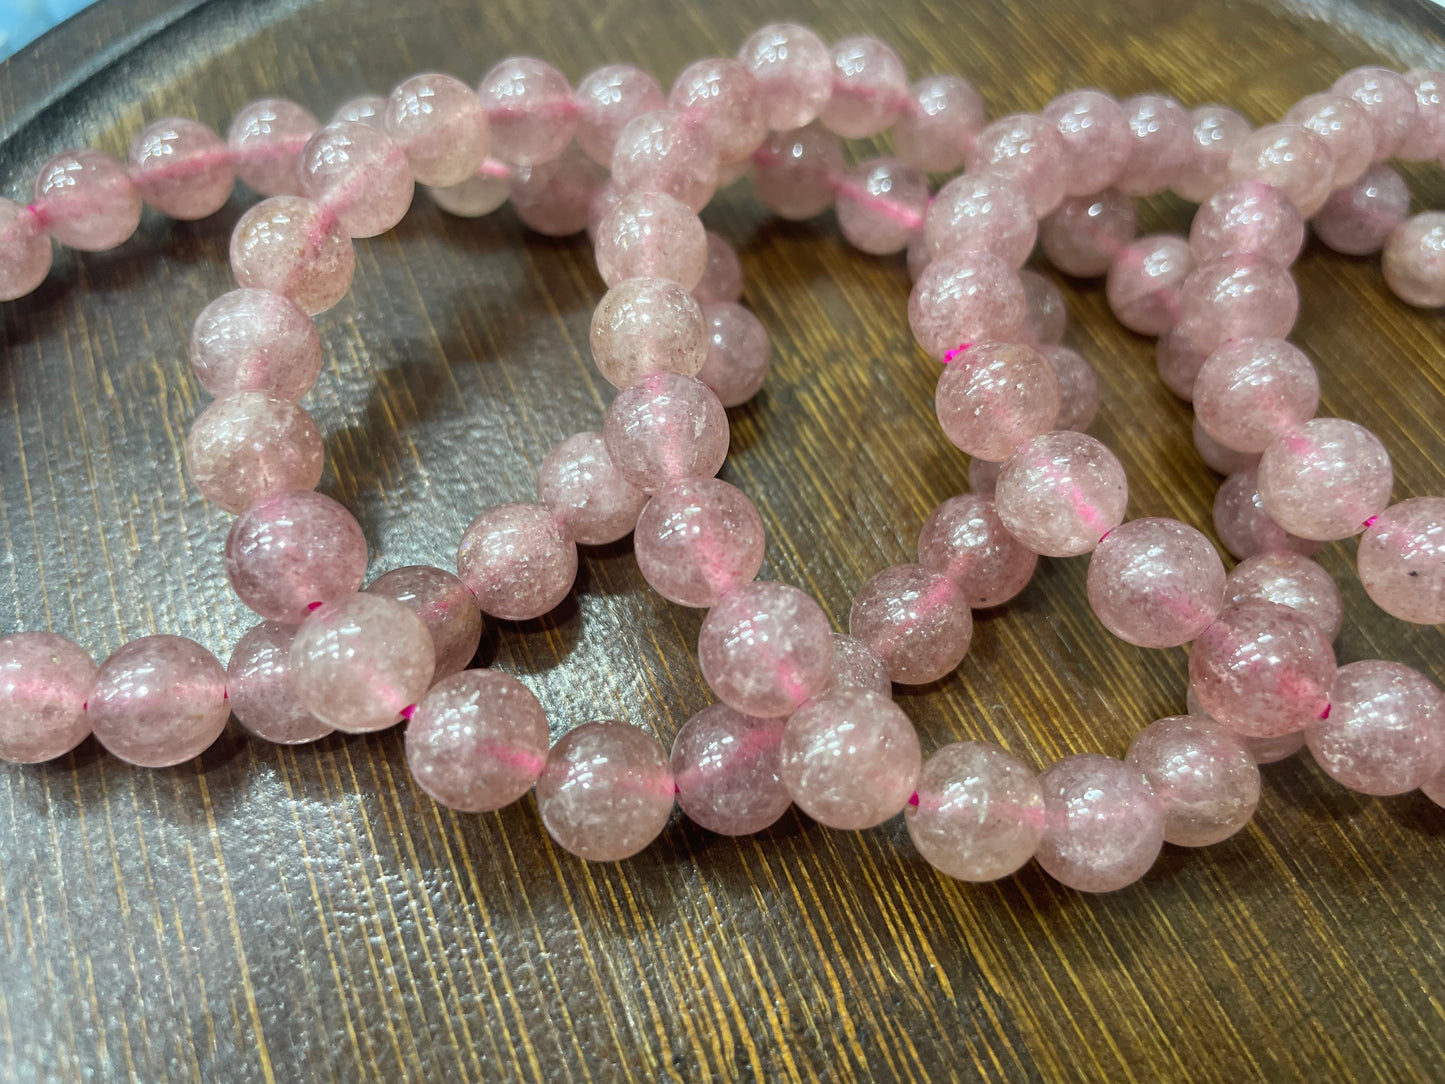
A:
[3,0,1445,1080]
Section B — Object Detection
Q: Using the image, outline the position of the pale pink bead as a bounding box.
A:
[1186,687,1306,762]
[1020,270,1067,345]
[478,58,576,166]
[849,564,972,685]
[1038,190,1137,278]
[1285,92,1374,187]
[298,122,413,238]
[509,142,607,237]
[367,566,481,681]
[590,277,707,388]
[906,230,932,282]
[1308,660,1445,795]
[699,581,834,716]
[1126,716,1259,846]
[332,96,387,130]
[226,622,332,744]
[602,372,729,492]
[128,117,234,220]
[1257,419,1392,541]
[669,58,766,165]
[994,431,1128,557]
[0,632,95,763]
[456,503,577,621]
[893,75,985,172]
[908,251,1028,360]
[537,721,674,860]
[1116,94,1192,197]
[1399,70,1445,160]
[818,36,907,139]
[609,109,718,212]
[229,196,355,315]
[1383,212,1445,307]
[405,669,549,811]
[780,688,919,829]
[1042,90,1130,197]
[1189,180,1305,267]
[752,124,844,221]
[1225,553,1343,640]
[1225,124,1335,217]
[1312,164,1409,256]
[427,168,510,218]
[1358,497,1445,624]
[819,633,892,696]
[185,391,324,513]
[89,636,230,767]
[536,431,648,545]
[1043,345,1099,431]
[1036,754,1164,893]
[1173,104,1252,202]
[1193,416,1261,475]
[594,191,707,289]
[1333,67,1417,161]
[1193,338,1320,454]
[697,301,770,407]
[634,477,764,607]
[906,742,1043,881]
[1177,255,1299,355]
[967,114,1068,217]
[0,199,53,301]
[383,73,490,187]
[1156,325,1208,401]
[1212,467,1323,560]
[694,232,743,305]
[1086,518,1225,647]
[835,158,927,256]
[1105,233,1194,335]
[227,99,319,196]
[968,457,1003,495]
[189,288,322,400]
[738,23,833,131]
[32,149,141,251]
[575,65,666,166]
[225,490,368,622]
[934,342,1061,461]
[924,172,1037,269]
[671,704,790,835]
[918,493,1037,609]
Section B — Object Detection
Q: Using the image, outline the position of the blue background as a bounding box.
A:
[1,1,96,61]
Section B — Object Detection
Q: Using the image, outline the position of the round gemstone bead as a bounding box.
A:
[575,64,666,166]
[456,503,577,621]
[698,581,834,717]
[1116,94,1192,197]
[1357,497,1445,624]
[185,391,324,514]
[1044,345,1099,431]
[968,457,1003,496]
[818,633,892,697]
[835,158,927,256]
[229,196,355,315]
[752,124,844,221]
[1225,553,1343,640]
[383,73,491,187]
[227,99,319,196]
[906,742,1044,881]
[1020,271,1067,346]
[934,342,1061,462]
[908,251,1028,360]
[967,113,1068,217]
[33,149,141,251]
[1284,92,1374,187]
[1176,255,1299,356]
[225,490,368,623]
[1332,66,1417,161]
[694,232,743,305]
[668,58,766,165]
[1383,212,1445,307]
[1213,467,1323,560]
[478,58,576,166]
[819,36,908,139]
[367,566,482,682]
[1307,660,1445,795]
[995,431,1129,558]
[332,96,387,130]
[590,277,708,388]
[1312,165,1410,256]
[1399,69,1445,159]
[1193,338,1320,454]
[892,75,985,173]
[671,704,791,835]
[298,122,414,239]
[1173,103,1252,202]
[1042,89,1130,196]
[594,191,707,290]
[634,477,765,608]
[0,632,96,763]
[1126,716,1259,847]
[0,199,52,301]
[696,301,770,407]
[849,563,973,685]
[536,431,648,546]
[1155,325,1208,401]
[1257,419,1392,541]
[1225,124,1335,217]
[602,372,729,493]
[225,622,333,744]
[1086,517,1225,648]
[918,493,1038,609]
[1189,181,1305,267]
[128,117,235,220]
[508,142,607,237]
[426,170,510,218]
[1193,417,1261,476]
[610,109,719,212]
[924,172,1038,269]
[737,23,833,131]
[1187,687,1309,764]
[89,636,230,767]
[1105,233,1194,335]
[189,288,323,400]
[1038,190,1137,278]
[1035,754,1165,893]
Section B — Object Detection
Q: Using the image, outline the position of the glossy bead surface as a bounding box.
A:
[1383,212,1445,307]
[925,172,1037,269]
[1225,124,1334,217]
[602,372,729,493]
[737,23,833,131]
[298,122,414,239]
[89,636,229,768]
[908,251,1028,360]
[1284,92,1374,187]
[698,581,834,717]
[367,566,481,682]
[1086,518,1225,648]
[1174,103,1252,202]
[332,96,387,130]
[1399,69,1445,159]
[225,490,368,623]
[32,149,141,251]
[752,124,844,220]
[893,75,985,172]
[995,432,1129,557]
[594,191,707,290]
[227,99,319,196]
[1257,419,1392,541]
[906,742,1044,881]
[427,169,510,218]
[1036,754,1165,893]
[849,564,973,685]
[1189,181,1305,267]
[967,113,1068,217]
[1105,234,1194,335]
[1312,165,1410,256]
[189,288,322,400]
[456,503,577,621]
[668,58,766,165]
[229,196,355,315]
[590,277,707,388]
[1333,66,1417,161]
[819,633,892,697]
[1177,255,1299,356]
[508,143,607,237]
[1116,94,1192,197]
[1193,417,1261,476]
[1155,326,1208,401]
[1038,190,1137,278]
[697,301,770,407]
[1021,270,1067,346]
[383,73,491,187]
[0,200,51,301]
[1213,468,1323,560]
[918,493,1038,609]
[536,431,648,545]
[819,36,908,139]
[575,64,666,166]
[694,232,743,305]
[185,391,324,514]
[935,342,1061,461]
[0,632,95,763]
[1307,660,1445,795]
[1044,345,1099,431]
[1225,553,1342,640]
[671,704,791,835]
[634,477,765,607]
[1042,89,1130,196]
[1126,716,1259,846]
[1358,497,1445,624]
[128,117,234,219]
[610,109,718,212]
[836,158,927,256]
[1193,338,1320,454]
[225,622,332,744]
[478,58,576,166]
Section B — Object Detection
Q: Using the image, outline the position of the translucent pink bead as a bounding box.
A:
[906,742,1043,881]
[1126,716,1259,846]
[1225,124,1334,217]
[227,99,319,197]
[967,114,1068,217]
[1284,92,1374,187]
[367,566,482,681]
[697,301,770,407]
[1116,94,1192,197]
[537,721,674,860]
[456,503,577,621]
[185,391,324,514]
[128,117,234,220]
[835,158,927,256]
[225,622,332,744]
[602,372,729,492]
[968,457,1003,496]
[478,58,576,166]
[298,122,413,239]
[1257,419,1392,541]
[1312,165,1409,256]
[1173,104,1252,202]
[752,124,844,221]
[1193,338,1320,454]
[819,633,892,697]
[694,232,743,305]
[1225,552,1342,640]
[89,636,229,767]
[1086,518,1225,648]
[995,431,1129,557]
[917,493,1037,609]
[1177,255,1299,356]
[404,669,549,811]
[669,58,766,165]
[189,288,323,401]
[1021,271,1067,345]
[1333,67,1417,161]
[332,96,387,130]
[671,704,790,835]
[575,65,666,166]
[780,688,919,829]
[1038,190,1137,278]
[0,632,95,763]
[634,477,765,607]
[594,191,707,289]
[1186,687,1308,763]
[1213,467,1323,560]
[610,109,718,212]
[819,36,908,139]
[536,431,648,546]
[698,581,834,717]
[229,196,355,315]
[1189,180,1305,267]
[849,564,973,685]
[1193,416,1260,475]
[32,149,141,251]
[590,277,707,388]
[1383,212,1445,307]
[924,172,1037,269]
[1308,660,1445,795]
[1156,325,1208,400]
[509,143,606,237]
[934,342,1061,461]
[427,168,510,218]
[737,23,833,131]
[1358,497,1445,624]
[1399,69,1445,160]
[908,251,1028,360]
[225,490,368,623]
[1042,90,1130,196]
[0,199,53,301]
[1044,345,1099,431]
[893,75,985,173]
[1105,233,1194,335]
[383,73,490,187]
[1036,754,1164,893]
[906,230,932,282]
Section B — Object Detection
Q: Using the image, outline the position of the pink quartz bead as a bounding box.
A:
[752,124,844,221]
[849,564,973,685]
[906,742,1044,881]
[0,199,52,301]
[994,431,1129,558]
[185,391,324,514]
[1176,255,1299,356]
[1358,497,1445,624]
[1212,467,1323,560]
[32,149,141,251]
[602,372,729,492]
[298,122,414,239]
[383,73,491,187]
[1155,325,1208,401]
[779,688,920,830]
[225,489,368,623]
[634,477,765,607]
[128,117,234,220]
[610,109,719,212]
[1284,92,1375,187]
[1021,271,1067,345]
[1126,716,1259,847]
[1115,94,1192,198]
[332,96,387,130]
[229,196,355,315]
[509,142,607,237]
[225,622,333,744]
[537,721,674,860]
[189,288,322,401]
[698,581,834,717]
[89,636,230,768]
[1332,67,1417,161]
[426,169,510,218]
[1257,418,1392,541]
[1043,345,1099,431]
[934,342,1061,461]
[1399,70,1445,160]
[590,277,707,388]
[1193,416,1261,476]
[819,633,892,697]
[1038,190,1137,278]
[478,58,577,166]
[668,58,766,165]
[892,75,985,173]
[906,230,932,282]
[1086,517,1226,648]
[835,158,927,256]
[456,503,577,621]
[737,23,833,131]
[1189,180,1305,267]
[967,114,1068,217]
[536,431,648,546]
[671,704,791,835]
[968,457,1003,495]
[1035,754,1165,893]
[697,301,770,407]
[575,65,667,166]
[227,99,319,197]
[908,251,1028,360]
[694,232,743,305]
[918,493,1037,609]
[1173,104,1252,202]
[924,172,1037,269]
[594,191,707,289]
[1105,233,1194,335]
[367,566,482,681]
[1186,687,1307,763]
[1225,124,1335,217]
[404,669,549,811]
[1382,212,1445,307]
[1042,90,1130,197]
[1312,165,1410,256]
[1193,338,1320,454]
[1307,660,1445,795]
[1225,552,1343,640]
[818,36,908,139]
[0,632,95,763]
